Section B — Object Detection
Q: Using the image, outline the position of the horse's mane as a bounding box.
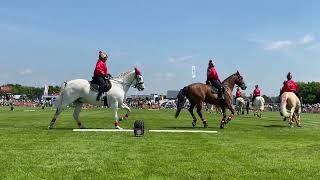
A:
[114,70,134,79]
[222,73,238,83]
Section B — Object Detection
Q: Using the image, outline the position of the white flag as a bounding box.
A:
[192,66,196,79]
[44,85,49,96]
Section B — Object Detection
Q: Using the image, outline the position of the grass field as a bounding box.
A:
[1,106,320,179]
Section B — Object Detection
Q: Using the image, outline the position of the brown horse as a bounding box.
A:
[175,71,247,129]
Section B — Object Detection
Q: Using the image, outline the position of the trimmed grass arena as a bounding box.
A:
[1,107,320,179]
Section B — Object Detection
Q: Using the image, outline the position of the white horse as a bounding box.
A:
[206,104,222,114]
[280,92,301,127]
[48,68,145,129]
[253,96,265,118]
[235,97,245,115]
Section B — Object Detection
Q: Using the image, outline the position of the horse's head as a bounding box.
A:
[234,70,247,90]
[133,67,145,91]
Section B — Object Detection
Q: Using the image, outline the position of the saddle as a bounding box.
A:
[206,80,225,95]
[89,77,112,107]
[89,77,112,92]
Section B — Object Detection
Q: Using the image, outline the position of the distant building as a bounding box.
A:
[129,94,151,100]
[166,90,179,100]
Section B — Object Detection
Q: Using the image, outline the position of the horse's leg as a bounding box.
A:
[225,103,235,124]
[220,106,227,129]
[73,102,85,129]
[288,107,295,127]
[48,107,63,129]
[111,101,122,129]
[119,103,131,121]
[196,104,207,128]
[259,110,262,118]
[296,112,301,127]
[48,91,79,129]
[188,104,197,127]
[297,105,302,127]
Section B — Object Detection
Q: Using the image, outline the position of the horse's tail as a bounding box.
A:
[54,82,67,108]
[280,93,290,117]
[175,86,188,118]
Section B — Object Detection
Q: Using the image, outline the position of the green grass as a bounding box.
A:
[1,106,320,179]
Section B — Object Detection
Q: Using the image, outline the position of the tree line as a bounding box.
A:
[1,84,61,100]
[297,82,320,104]
[1,81,320,104]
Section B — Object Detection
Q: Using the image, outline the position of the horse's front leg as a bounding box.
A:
[226,103,235,124]
[111,102,122,129]
[119,103,131,121]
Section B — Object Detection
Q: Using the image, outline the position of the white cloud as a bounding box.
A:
[264,40,292,50]
[154,72,175,81]
[298,34,315,45]
[19,68,32,75]
[257,34,316,51]
[168,55,197,63]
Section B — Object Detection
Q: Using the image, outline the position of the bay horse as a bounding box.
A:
[280,92,301,127]
[48,68,145,130]
[175,71,247,129]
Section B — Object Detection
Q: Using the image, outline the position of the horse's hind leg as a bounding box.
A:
[188,104,197,128]
[48,93,78,129]
[196,105,208,128]
[73,102,85,129]
[220,106,227,129]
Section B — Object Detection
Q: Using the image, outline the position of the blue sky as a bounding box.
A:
[0,0,319,96]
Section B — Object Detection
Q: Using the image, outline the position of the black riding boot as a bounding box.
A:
[96,91,102,101]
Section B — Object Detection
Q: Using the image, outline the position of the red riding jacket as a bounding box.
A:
[236,90,242,97]
[207,67,221,82]
[94,59,108,77]
[253,88,261,97]
[281,79,298,94]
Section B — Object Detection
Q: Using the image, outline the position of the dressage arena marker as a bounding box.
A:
[73,129,218,133]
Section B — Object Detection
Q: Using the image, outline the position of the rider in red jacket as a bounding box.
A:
[235,87,242,101]
[206,59,224,101]
[280,72,299,97]
[93,50,111,101]
[252,85,261,104]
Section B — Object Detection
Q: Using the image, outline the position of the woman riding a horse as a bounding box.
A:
[206,60,224,101]
[280,72,299,98]
[93,50,112,101]
[175,60,247,129]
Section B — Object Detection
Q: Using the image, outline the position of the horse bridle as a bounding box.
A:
[133,75,144,89]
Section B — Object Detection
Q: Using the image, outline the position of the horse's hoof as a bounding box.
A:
[119,117,123,121]
[48,125,54,130]
[80,125,86,129]
[204,123,208,128]
[115,126,123,130]
[220,124,224,129]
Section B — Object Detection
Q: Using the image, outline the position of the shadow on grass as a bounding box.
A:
[263,124,288,128]
[163,126,220,131]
